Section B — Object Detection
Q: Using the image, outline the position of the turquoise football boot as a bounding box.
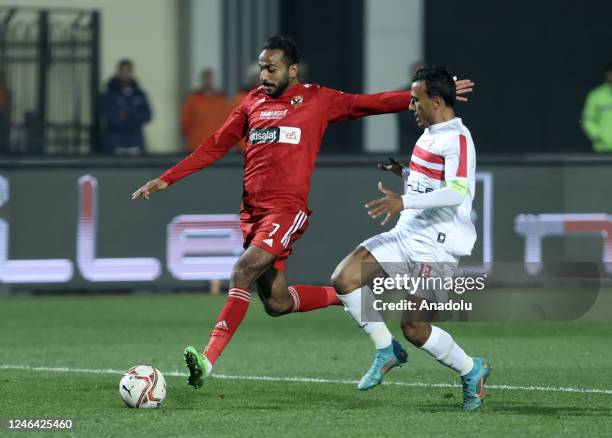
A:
[357,339,408,390]
[461,357,492,411]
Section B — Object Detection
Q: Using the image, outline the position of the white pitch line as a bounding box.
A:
[1,364,612,396]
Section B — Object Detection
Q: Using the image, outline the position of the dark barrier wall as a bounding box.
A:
[280,0,364,153]
[1,156,611,292]
[425,0,612,154]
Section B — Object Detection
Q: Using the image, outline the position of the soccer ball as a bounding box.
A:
[119,365,166,408]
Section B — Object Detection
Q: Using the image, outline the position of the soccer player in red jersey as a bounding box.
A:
[131,36,474,388]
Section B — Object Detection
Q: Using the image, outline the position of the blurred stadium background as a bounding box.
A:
[0,0,611,293]
[1,1,612,436]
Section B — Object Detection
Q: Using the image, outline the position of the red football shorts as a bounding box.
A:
[240,209,310,271]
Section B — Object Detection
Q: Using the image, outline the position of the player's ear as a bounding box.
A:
[289,63,298,80]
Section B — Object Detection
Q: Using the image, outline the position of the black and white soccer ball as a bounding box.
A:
[119,365,166,408]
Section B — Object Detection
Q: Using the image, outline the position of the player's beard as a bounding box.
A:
[265,74,290,98]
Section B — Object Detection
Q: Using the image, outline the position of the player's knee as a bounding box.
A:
[231,264,257,289]
[262,299,290,317]
[330,267,357,295]
[400,321,415,341]
[401,321,428,347]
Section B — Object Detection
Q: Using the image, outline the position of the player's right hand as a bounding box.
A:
[131,178,168,200]
[365,182,404,226]
[377,157,404,177]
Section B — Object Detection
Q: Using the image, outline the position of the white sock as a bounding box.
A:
[202,351,214,374]
[337,287,393,349]
[420,325,474,376]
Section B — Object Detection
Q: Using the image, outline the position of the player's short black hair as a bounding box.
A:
[605,62,612,73]
[117,59,133,70]
[412,66,456,107]
[262,36,300,67]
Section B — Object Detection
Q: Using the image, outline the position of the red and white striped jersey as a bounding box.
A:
[399,117,477,256]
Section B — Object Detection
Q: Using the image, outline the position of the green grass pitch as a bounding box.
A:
[1,294,612,437]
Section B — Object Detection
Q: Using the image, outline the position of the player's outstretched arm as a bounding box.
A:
[152,104,248,187]
[325,77,474,123]
[365,180,466,225]
[131,178,169,201]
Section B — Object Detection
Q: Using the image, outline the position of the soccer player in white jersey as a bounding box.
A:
[330,66,491,411]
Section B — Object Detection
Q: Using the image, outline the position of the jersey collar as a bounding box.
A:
[426,117,462,134]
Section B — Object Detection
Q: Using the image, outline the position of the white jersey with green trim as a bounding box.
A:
[398,117,477,256]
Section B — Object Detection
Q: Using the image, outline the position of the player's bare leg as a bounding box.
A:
[331,246,408,390]
[400,300,437,347]
[256,268,293,316]
[331,246,385,295]
[401,297,491,411]
[185,245,340,388]
[257,268,341,316]
[184,245,275,389]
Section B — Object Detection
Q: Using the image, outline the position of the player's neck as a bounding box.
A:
[431,108,455,125]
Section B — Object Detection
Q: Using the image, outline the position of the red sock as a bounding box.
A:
[287,285,342,312]
[204,288,251,365]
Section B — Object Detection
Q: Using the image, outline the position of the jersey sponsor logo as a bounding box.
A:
[407,181,435,194]
[249,128,279,143]
[259,109,288,120]
[283,128,300,142]
[248,127,301,145]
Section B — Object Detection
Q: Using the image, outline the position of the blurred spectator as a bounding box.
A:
[100,59,152,155]
[180,69,230,152]
[582,63,612,153]
[232,63,261,104]
[231,63,261,154]
[0,72,10,152]
[396,62,425,150]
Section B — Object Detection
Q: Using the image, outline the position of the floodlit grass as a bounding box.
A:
[1,294,611,437]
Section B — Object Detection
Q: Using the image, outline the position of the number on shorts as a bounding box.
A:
[269,223,280,237]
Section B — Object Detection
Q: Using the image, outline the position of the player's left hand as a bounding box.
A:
[377,157,405,177]
[131,178,168,200]
[455,78,475,102]
[365,182,403,226]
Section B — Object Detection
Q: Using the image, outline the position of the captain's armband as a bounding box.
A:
[447,178,468,195]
